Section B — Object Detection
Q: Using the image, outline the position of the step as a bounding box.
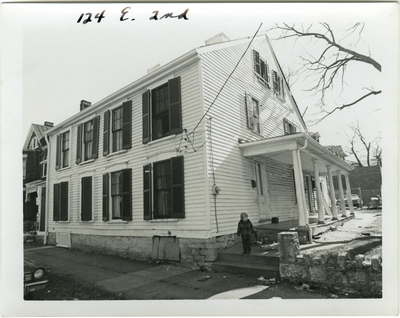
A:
[217,251,280,267]
[212,261,280,279]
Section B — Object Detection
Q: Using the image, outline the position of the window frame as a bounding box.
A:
[102,169,132,222]
[53,181,69,222]
[245,93,262,134]
[39,149,47,178]
[56,130,71,170]
[112,107,123,153]
[283,118,297,135]
[143,156,185,220]
[142,77,182,144]
[103,101,132,156]
[253,50,270,87]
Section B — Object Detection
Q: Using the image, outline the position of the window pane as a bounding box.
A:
[113,130,122,152]
[112,196,122,219]
[154,161,171,218]
[152,84,169,140]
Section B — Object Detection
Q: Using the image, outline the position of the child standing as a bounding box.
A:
[237,212,254,254]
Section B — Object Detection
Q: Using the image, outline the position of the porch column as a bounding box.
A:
[312,160,325,224]
[327,166,338,220]
[337,170,347,217]
[306,175,315,214]
[344,174,355,215]
[292,150,307,227]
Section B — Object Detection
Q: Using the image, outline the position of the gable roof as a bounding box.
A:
[23,123,52,149]
[46,33,308,134]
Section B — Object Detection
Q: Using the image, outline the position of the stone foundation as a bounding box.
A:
[45,232,238,270]
[278,232,382,297]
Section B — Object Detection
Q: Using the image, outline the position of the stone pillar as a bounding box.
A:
[292,150,307,227]
[337,170,347,217]
[312,160,325,224]
[306,175,315,214]
[344,174,355,215]
[277,232,300,262]
[327,166,338,220]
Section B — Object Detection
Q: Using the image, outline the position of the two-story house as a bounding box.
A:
[43,33,354,268]
[23,122,53,235]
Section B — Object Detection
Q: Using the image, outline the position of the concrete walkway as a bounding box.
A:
[300,209,382,253]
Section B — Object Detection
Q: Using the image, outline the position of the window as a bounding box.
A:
[29,136,39,149]
[56,131,70,170]
[283,119,297,135]
[103,101,132,156]
[76,117,100,164]
[23,155,27,179]
[53,181,69,221]
[143,156,184,220]
[245,93,261,134]
[102,169,132,221]
[142,77,182,143]
[253,50,270,86]
[272,70,285,99]
[39,150,47,177]
[81,177,92,221]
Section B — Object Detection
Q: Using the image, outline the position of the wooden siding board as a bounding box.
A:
[47,61,210,237]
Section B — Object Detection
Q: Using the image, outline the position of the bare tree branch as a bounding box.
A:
[314,90,382,124]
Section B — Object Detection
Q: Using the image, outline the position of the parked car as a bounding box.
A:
[336,194,361,208]
[24,258,48,295]
[368,195,382,209]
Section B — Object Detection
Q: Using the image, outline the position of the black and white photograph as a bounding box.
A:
[1,2,398,317]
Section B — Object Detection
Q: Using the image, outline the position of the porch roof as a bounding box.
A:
[238,133,354,176]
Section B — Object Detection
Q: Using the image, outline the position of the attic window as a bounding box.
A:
[253,50,270,87]
[272,70,285,99]
[283,118,296,135]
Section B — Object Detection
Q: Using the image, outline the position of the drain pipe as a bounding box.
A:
[43,133,51,245]
[296,138,313,244]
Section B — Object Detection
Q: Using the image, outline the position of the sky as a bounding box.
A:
[14,2,397,163]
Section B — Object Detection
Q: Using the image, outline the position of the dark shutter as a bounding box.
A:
[39,187,46,231]
[283,119,289,135]
[53,183,60,221]
[103,110,110,156]
[168,77,182,135]
[142,90,151,144]
[253,50,260,74]
[81,177,92,221]
[60,182,69,221]
[171,156,184,218]
[281,78,284,98]
[143,164,152,220]
[121,168,132,221]
[92,116,100,159]
[245,92,254,130]
[102,173,109,221]
[122,101,132,149]
[76,124,82,164]
[55,135,61,170]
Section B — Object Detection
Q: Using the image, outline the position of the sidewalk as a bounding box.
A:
[24,243,333,300]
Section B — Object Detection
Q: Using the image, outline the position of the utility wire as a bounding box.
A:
[188,23,263,136]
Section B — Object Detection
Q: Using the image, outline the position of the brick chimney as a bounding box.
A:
[44,121,54,128]
[205,32,230,46]
[80,100,91,111]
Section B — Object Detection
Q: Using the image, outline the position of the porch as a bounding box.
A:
[239,133,356,229]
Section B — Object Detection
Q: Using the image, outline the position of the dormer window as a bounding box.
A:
[253,50,270,87]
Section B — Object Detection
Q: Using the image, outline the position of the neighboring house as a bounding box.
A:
[43,33,354,268]
[23,122,53,234]
[325,145,347,160]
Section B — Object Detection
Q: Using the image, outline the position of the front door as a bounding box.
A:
[254,161,271,222]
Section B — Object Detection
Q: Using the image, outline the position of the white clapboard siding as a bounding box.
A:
[47,60,212,239]
[198,36,304,235]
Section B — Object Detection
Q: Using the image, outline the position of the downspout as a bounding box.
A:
[43,133,51,245]
[296,138,313,243]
